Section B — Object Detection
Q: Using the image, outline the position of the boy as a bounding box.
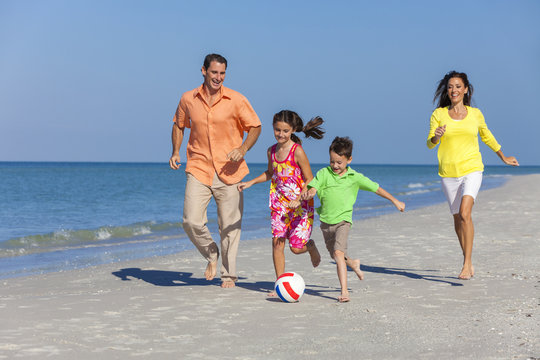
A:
[303,137,405,302]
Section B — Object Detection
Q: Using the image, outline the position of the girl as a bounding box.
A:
[238,110,324,293]
[427,71,519,280]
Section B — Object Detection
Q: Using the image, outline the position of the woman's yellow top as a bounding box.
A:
[427,106,501,178]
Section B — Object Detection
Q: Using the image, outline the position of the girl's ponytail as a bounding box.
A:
[273,110,325,144]
[302,116,325,140]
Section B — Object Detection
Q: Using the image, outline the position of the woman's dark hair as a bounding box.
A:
[329,136,353,158]
[272,110,325,144]
[433,71,473,108]
[203,53,227,70]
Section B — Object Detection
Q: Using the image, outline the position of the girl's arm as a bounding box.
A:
[375,187,405,212]
[237,147,274,192]
[289,146,313,208]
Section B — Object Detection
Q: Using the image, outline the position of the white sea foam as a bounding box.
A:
[95,229,112,240]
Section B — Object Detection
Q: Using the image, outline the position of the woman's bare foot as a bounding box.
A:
[458,264,473,280]
[205,260,218,281]
[350,259,364,280]
[307,239,321,268]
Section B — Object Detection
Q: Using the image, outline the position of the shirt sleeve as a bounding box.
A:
[476,109,501,152]
[238,95,261,131]
[355,173,379,192]
[426,109,440,149]
[173,95,190,128]
[307,168,324,190]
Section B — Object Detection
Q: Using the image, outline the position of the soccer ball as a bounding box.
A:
[274,272,305,302]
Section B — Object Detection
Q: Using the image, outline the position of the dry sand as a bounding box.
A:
[1,174,538,359]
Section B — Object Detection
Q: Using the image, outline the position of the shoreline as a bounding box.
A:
[0,171,514,280]
[0,174,538,358]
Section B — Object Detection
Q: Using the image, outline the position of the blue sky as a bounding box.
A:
[1,0,539,165]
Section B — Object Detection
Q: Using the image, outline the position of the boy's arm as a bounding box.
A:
[375,187,405,212]
[302,187,317,200]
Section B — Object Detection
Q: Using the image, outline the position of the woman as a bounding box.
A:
[427,71,519,280]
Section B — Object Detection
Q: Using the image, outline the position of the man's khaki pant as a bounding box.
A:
[182,173,243,281]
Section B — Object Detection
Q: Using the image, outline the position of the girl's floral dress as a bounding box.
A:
[269,143,314,248]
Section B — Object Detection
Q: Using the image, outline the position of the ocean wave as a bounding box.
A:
[0,221,183,258]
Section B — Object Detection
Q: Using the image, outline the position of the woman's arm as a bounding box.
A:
[496,149,519,166]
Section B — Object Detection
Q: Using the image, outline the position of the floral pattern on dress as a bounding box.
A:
[269,143,314,248]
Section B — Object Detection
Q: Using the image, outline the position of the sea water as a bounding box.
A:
[1,162,539,279]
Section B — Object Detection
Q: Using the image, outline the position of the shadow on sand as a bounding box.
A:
[111,267,339,301]
[359,264,463,286]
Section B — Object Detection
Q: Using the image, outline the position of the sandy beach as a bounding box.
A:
[0,174,538,359]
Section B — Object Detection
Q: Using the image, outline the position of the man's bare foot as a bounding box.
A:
[307,239,321,268]
[350,259,364,280]
[338,292,350,303]
[204,261,218,281]
[221,280,235,288]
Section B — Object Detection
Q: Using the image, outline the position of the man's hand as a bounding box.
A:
[169,154,181,170]
[227,146,246,162]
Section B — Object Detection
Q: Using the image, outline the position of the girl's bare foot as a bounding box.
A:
[338,291,350,303]
[307,239,321,267]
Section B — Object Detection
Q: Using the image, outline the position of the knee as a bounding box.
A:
[458,211,472,224]
[333,250,345,260]
[182,217,205,234]
[272,238,285,250]
[290,247,302,254]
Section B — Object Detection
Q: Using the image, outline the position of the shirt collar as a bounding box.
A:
[327,166,354,178]
[193,84,232,101]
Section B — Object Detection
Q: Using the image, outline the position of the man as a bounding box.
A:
[169,54,261,288]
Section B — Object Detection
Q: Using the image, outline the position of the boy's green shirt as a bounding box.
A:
[308,166,379,225]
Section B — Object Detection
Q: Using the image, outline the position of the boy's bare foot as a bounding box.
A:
[221,280,235,288]
[307,239,321,268]
[350,259,364,280]
[338,292,350,303]
[204,260,218,281]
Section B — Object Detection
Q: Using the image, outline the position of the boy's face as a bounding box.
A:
[329,151,352,176]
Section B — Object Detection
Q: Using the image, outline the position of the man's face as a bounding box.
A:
[201,61,226,93]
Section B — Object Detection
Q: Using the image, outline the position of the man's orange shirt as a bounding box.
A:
[173,85,261,186]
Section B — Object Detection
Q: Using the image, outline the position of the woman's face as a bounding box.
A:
[447,77,468,105]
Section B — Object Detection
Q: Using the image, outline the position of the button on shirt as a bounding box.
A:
[173,85,261,186]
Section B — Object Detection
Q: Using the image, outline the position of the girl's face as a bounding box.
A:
[447,77,468,105]
[273,121,293,144]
